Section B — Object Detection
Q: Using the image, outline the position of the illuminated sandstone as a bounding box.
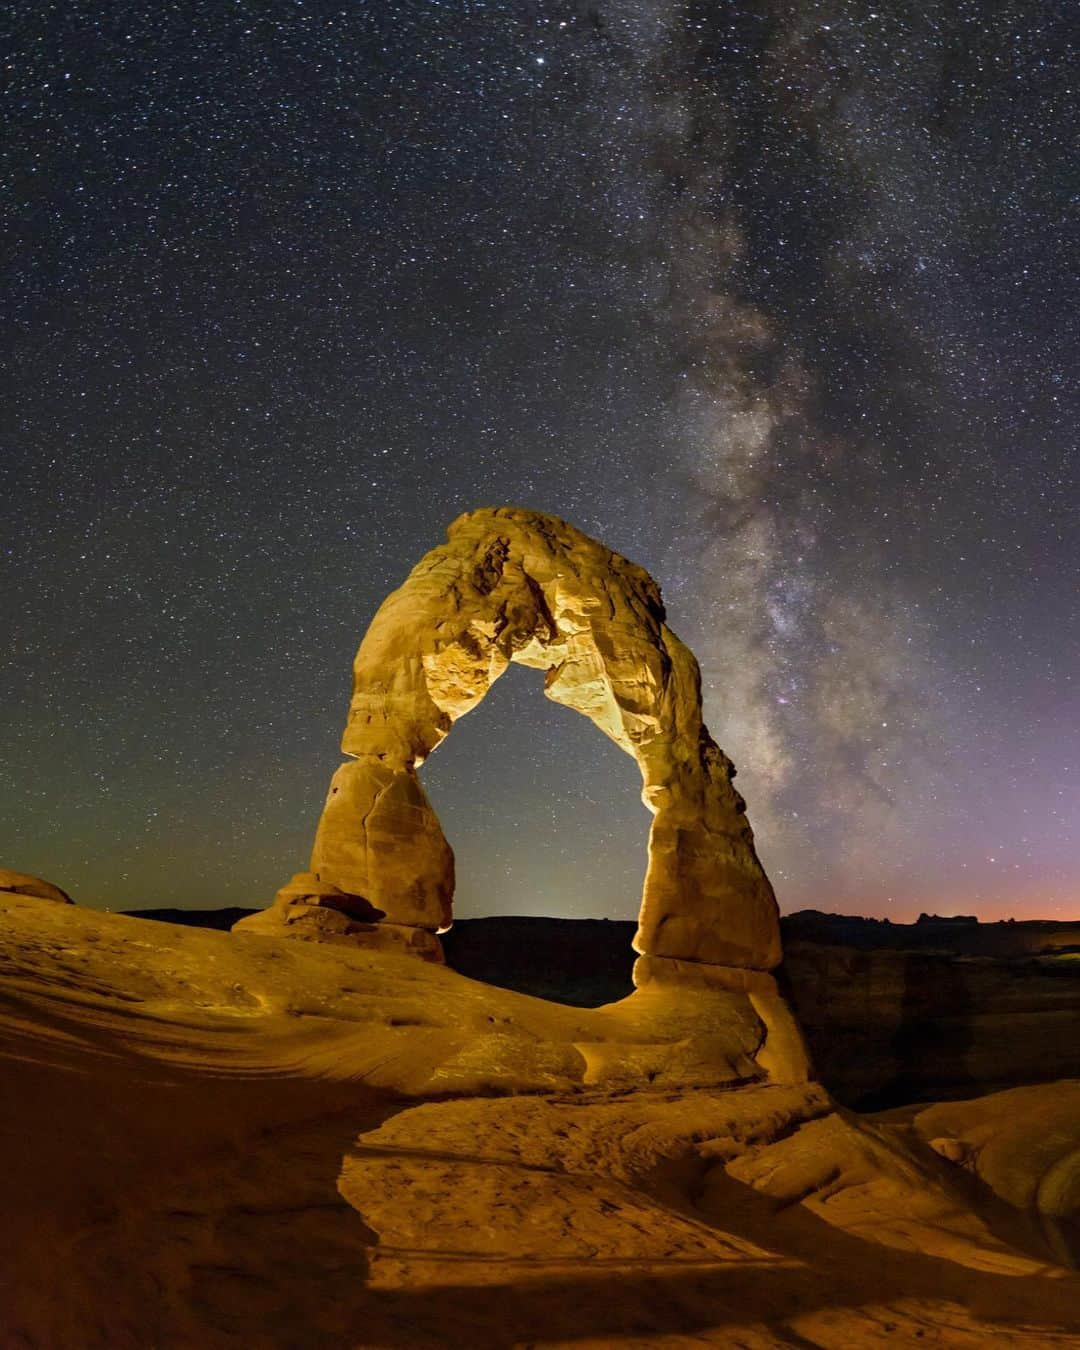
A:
[4,894,1076,1343]
[0,868,73,904]
[232,871,444,961]
[238,507,781,983]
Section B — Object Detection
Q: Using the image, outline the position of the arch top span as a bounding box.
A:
[253,507,781,978]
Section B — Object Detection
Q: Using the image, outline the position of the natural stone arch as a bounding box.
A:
[238,507,782,991]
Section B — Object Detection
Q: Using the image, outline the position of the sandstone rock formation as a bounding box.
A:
[912,1082,1080,1229]
[233,871,443,961]
[239,508,781,987]
[0,868,73,904]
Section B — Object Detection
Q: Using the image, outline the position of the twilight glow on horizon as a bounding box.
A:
[2,1,1076,923]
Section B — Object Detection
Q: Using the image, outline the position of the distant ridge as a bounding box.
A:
[122,905,1080,957]
[782,909,1080,956]
[123,906,257,932]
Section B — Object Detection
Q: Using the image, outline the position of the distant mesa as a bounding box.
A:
[0,868,73,905]
[783,909,1080,957]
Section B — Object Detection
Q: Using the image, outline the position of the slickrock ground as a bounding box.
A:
[0,867,74,903]
[2,894,1078,1348]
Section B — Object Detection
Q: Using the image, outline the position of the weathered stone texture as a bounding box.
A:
[0,868,74,904]
[234,872,443,961]
[239,507,782,983]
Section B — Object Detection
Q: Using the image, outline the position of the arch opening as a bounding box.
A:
[419,661,649,923]
[417,660,646,1004]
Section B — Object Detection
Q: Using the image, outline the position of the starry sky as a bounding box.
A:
[3,0,1076,922]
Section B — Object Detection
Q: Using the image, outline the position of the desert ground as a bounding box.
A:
[2,890,1078,1348]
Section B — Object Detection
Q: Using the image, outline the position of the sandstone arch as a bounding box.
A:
[238,507,783,992]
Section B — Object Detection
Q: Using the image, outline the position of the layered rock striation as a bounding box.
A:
[0,868,73,904]
[235,870,444,961]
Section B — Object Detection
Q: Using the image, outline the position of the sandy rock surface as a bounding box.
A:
[234,872,445,961]
[2,895,1078,1348]
[911,1083,1080,1257]
[0,866,73,903]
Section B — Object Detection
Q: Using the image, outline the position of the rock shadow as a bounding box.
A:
[862,953,979,1110]
[337,1176,1080,1349]
[0,1007,398,1348]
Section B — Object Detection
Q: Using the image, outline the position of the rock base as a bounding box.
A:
[232,872,444,963]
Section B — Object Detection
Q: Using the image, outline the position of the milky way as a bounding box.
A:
[2,1,1076,920]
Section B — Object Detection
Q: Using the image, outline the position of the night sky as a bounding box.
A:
[3,1,1076,923]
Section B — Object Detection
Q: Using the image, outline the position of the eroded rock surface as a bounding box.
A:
[3,897,1078,1348]
[0,868,73,904]
[911,1083,1080,1231]
[239,508,781,981]
[233,872,443,962]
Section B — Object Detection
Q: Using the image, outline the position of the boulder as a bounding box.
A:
[0,869,73,904]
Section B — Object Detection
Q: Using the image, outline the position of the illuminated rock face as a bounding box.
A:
[238,507,781,986]
[231,871,445,961]
[0,869,73,904]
